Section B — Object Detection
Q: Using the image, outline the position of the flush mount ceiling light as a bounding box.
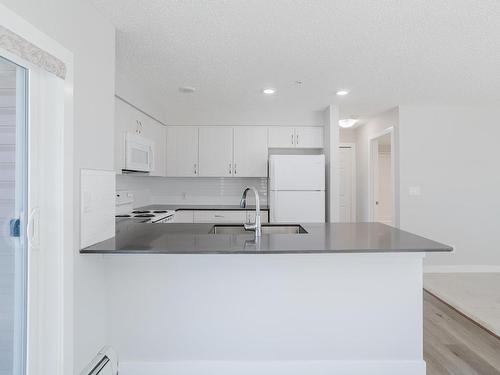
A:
[262,88,276,95]
[179,86,196,93]
[336,90,349,96]
[338,118,358,128]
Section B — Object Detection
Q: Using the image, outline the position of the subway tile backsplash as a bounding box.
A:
[116,175,268,208]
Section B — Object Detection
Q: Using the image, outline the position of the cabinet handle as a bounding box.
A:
[229,163,232,174]
[296,134,299,145]
[234,163,237,175]
[291,133,294,145]
[194,163,197,175]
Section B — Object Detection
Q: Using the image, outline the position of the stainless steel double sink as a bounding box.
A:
[210,224,308,235]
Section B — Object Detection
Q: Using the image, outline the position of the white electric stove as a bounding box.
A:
[115,190,175,223]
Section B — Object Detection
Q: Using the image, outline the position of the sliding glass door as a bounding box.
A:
[0,56,27,375]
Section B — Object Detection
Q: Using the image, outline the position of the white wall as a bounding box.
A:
[340,128,356,143]
[355,108,399,222]
[0,0,116,372]
[399,105,500,269]
[323,105,340,222]
[116,175,268,208]
[115,69,166,124]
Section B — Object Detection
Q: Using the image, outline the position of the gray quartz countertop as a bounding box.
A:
[80,220,453,254]
[137,204,269,211]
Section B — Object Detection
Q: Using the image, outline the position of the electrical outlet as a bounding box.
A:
[409,186,421,196]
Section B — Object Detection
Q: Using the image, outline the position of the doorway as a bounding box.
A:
[369,129,395,225]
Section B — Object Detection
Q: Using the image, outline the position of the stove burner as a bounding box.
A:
[134,214,155,218]
[116,214,131,218]
[132,210,151,214]
[153,210,168,213]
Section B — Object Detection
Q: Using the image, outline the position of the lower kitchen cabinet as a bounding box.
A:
[191,210,269,224]
[172,210,194,223]
[193,210,248,223]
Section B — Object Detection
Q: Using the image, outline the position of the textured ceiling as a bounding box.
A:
[89,0,500,124]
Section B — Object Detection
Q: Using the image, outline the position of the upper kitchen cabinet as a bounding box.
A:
[166,126,199,177]
[114,97,166,176]
[294,127,324,148]
[268,126,295,148]
[268,126,324,149]
[233,127,268,177]
[198,127,234,177]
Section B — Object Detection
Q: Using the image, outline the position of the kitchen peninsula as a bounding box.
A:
[82,221,451,375]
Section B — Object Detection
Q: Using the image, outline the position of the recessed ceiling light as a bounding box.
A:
[338,118,358,128]
[263,88,276,95]
[336,90,349,96]
[179,86,196,93]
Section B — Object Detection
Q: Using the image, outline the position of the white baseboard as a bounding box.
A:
[424,265,500,273]
[120,360,426,375]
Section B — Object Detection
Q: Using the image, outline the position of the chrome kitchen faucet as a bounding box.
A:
[240,186,261,237]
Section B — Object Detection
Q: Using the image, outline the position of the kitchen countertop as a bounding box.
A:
[137,204,269,211]
[80,220,453,254]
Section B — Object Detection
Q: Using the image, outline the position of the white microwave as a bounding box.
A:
[124,133,154,173]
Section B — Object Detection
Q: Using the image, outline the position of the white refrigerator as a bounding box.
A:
[269,154,325,223]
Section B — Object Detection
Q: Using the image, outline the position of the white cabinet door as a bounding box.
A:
[166,126,199,177]
[141,117,166,176]
[268,127,295,148]
[295,127,324,148]
[193,210,247,223]
[233,127,268,177]
[172,210,194,223]
[198,127,233,177]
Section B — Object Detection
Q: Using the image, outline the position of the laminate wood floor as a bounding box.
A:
[424,291,500,375]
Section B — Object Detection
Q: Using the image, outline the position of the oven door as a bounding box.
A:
[125,133,154,172]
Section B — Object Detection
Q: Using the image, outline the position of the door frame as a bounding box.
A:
[339,143,357,222]
[1,5,75,375]
[368,127,397,226]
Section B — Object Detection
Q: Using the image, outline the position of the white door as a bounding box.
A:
[269,155,325,191]
[268,126,295,148]
[375,151,393,225]
[295,127,324,148]
[270,191,325,223]
[339,145,356,222]
[233,126,268,177]
[166,126,199,177]
[198,127,233,177]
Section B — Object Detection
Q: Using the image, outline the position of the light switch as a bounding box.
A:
[409,186,421,196]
